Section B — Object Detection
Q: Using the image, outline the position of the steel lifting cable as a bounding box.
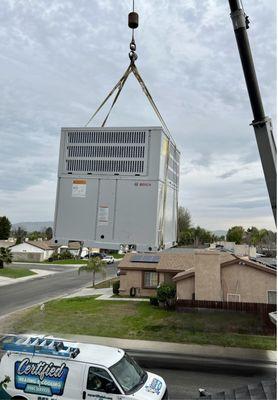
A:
[85,1,175,145]
[131,63,173,140]
[100,65,131,127]
[85,64,132,127]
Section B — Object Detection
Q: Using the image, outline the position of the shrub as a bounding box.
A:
[62,250,74,259]
[49,251,59,261]
[157,283,176,303]
[113,280,120,295]
[149,296,159,306]
[49,250,74,261]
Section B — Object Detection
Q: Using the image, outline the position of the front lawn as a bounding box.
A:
[0,267,36,279]
[109,252,124,259]
[5,297,276,350]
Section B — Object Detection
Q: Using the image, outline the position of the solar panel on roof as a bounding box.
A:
[131,254,160,263]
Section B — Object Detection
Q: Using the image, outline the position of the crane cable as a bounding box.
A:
[85,1,174,144]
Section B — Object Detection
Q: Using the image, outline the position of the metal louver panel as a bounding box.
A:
[64,130,148,175]
[167,142,180,186]
[68,130,146,144]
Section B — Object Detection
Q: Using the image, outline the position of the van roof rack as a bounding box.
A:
[0,335,80,359]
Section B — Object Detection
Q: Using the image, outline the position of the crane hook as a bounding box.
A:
[128,0,139,64]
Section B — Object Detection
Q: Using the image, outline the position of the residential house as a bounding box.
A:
[212,241,257,258]
[58,242,89,258]
[0,238,16,248]
[10,241,55,262]
[119,250,276,304]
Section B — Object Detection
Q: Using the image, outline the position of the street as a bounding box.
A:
[148,366,275,399]
[0,262,118,317]
[130,349,276,399]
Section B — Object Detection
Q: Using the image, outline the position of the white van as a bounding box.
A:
[0,335,168,400]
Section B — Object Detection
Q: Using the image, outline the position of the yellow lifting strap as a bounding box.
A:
[85,62,174,143]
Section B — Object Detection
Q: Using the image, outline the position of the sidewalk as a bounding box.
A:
[65,286,149,301]
[0,269,57,287]
[58,333,277,365]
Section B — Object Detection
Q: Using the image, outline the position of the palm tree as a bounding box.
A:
[78,257,106,287]
[0,247,13,269]
[256,229,268,252]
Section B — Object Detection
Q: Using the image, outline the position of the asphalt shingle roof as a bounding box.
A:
[119,251,236,272]
[25,240,54,250]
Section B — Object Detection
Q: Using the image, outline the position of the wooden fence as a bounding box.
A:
[176,299,276,333]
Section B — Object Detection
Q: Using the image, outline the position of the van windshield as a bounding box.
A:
[110,353,147,394]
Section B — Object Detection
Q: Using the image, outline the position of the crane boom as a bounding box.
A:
[228,0,277,224]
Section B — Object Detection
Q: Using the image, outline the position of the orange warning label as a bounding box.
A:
[73,179,87,184]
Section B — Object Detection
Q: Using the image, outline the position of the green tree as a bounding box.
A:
[78,257,106,287]
[226,226,245,244]
[255,229,268,251]
[178,230,193,246]
[178,207,191,231]
[245,226,259,245]
[13,227,27,244]
[45,227,53,240]
[261,230,277,256]
[177,207,192,245]
[0,247,13,268]
[0,216,11,240]
[190,226,213,247]
[28,231,43,241]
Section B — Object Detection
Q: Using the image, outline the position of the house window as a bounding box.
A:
[143,271,158,288]
[268,290,277,304]
[227,293,240,302]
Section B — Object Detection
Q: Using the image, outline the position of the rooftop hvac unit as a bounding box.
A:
[53,127,180,252]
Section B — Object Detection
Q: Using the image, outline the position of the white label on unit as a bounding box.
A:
[98,206,109,225]
[72,179,87,198]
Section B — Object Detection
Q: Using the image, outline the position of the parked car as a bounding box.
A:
[0,334,168,400]
[83,252,103,259]
[83,253,115,264]
[102,255,115,264]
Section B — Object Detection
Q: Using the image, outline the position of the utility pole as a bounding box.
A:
[228,0,277,224]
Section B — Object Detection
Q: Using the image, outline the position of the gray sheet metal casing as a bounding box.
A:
[54,127,180,252]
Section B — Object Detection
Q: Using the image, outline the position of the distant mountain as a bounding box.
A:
[213,230,227,238]
[12,221,53,232]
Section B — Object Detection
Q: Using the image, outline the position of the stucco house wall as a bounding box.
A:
[176,276,195,300]
[10,242,54,261]
[120,269,185,297]
[11,252,44,262]
[234,245,256,257]
[222,263,276,303]
[120,270,142,293]
[120,270,157,297]
[194,251,222,301]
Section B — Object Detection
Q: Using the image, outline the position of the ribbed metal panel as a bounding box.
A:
[65,129,148,175]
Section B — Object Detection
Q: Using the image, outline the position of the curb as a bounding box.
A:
[58,334,276,365]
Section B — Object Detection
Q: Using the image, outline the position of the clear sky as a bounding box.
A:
[0,0,276,231]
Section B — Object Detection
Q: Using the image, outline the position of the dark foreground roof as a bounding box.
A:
[201,380,276,400]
